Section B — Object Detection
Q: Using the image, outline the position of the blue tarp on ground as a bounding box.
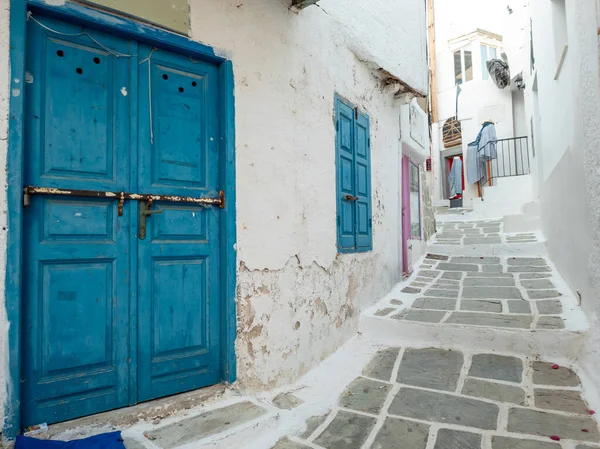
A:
[16,432,127,449]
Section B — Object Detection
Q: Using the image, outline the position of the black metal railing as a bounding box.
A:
[477,136,530,190]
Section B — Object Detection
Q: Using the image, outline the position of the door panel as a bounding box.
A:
[22,15,224,426]
[137,46,221,401]
[336,100,356,250]
[22,16,132,426]
[354,113,371,249]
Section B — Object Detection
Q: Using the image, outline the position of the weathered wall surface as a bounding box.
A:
[521,0,600,398]
[187,0,427,388]
[0,0,427,414]
[81,0,189,34]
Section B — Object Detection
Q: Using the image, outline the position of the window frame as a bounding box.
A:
[481,44,498,80]
[409,160,422,239]
[334,94,373,254]
[453,47,473,85]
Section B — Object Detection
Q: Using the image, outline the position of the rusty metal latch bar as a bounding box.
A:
[23,186,225,216]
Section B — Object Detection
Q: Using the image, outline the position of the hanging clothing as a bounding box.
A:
[486,59,510,89]
[477,122,497,160]
[466,142,480,184]
[448,156,463,197]
[466,122,498,184]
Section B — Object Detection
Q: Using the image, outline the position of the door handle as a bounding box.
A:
[139,200,163,240]
[344,194,358,202]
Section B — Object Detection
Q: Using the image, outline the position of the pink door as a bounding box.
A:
[402,155,411,274]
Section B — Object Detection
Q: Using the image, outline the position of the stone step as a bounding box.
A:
[359,312,586,361]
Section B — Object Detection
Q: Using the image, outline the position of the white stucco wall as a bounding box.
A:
[519,0,600,397]
[0,0,428,424]
[187,0,427,389]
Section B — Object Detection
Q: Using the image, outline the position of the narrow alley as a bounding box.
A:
[3,0,600,447]
[39,209,597,449]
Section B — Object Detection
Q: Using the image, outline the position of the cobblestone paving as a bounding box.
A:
[376,254,568,330]
[271,348,599,449]
[432,220,540,245]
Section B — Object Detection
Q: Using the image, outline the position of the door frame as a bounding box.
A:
[5,0,237,439]
[401,155,411,274]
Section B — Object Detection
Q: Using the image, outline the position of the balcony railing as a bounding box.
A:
[477,136,530,193]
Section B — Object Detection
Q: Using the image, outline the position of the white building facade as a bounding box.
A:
[0,0,429,437]
[515,0,600,399]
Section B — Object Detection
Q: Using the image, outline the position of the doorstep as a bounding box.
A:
[29,384,227,441]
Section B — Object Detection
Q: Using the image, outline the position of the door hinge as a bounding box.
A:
[336,215,340,226]
[336,121,339,131]
[369,218,372,228]
[354,107,358,120]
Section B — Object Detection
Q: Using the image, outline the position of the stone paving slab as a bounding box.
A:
[389,387,499,429]
[536,316,565,329]
[521,279,555,289]
[491,436,561,449]
[468,273,514,278]
[301,412,330,439]
[464,277,516,287]
[462,378,525,404]
[536,300,563,315]
[402,286,421,294]
[434,429,482,449]
[463,286,523,299]
[442,272,464,280]
[508,258,548,266]
[534,388,588,414]
[397,348,464,391]
[425,288,460,298]
[508,266,552,273]
[437,263,479,272]
[313,410,376,449]
[521,273,553,279]
[372,417,430,449]
[362,347,399,381]
[432,283,460,290]
[339,377,391,414]
[460,300,503,313]
[465,237,502,244]
[507,408,600,441]
[483,265,504,272]
[374,308,395,317]
[532,362,581,386]
[469,354,523,382]
[418,270,442,278]
[446,312,533,329]
[145,401,267,448]
[528,290,562,299]
[397,309,447,323]
[451,257,501,264]
[508,300,532,314]
[274,393,303,410]
[412,297,457,310]
[272,438,311,449]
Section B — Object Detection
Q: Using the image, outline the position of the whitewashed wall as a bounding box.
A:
[188,0,427,389]
[0,0,429,422]
[518,0,600,398]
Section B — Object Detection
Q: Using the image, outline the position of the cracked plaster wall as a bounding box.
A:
[187,0,427,388]
[0,0,428,419]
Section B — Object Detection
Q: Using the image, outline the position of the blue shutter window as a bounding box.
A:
[335,95,372,253]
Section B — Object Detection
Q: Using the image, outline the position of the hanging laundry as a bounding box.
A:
[486,59,510,89]
[466,121,498,184]
[448,156,463,198]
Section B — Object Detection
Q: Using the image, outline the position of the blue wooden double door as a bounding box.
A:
[21,14,224,426]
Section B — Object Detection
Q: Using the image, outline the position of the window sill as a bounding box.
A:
[554,44,569,80]
[338,247,373,255]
